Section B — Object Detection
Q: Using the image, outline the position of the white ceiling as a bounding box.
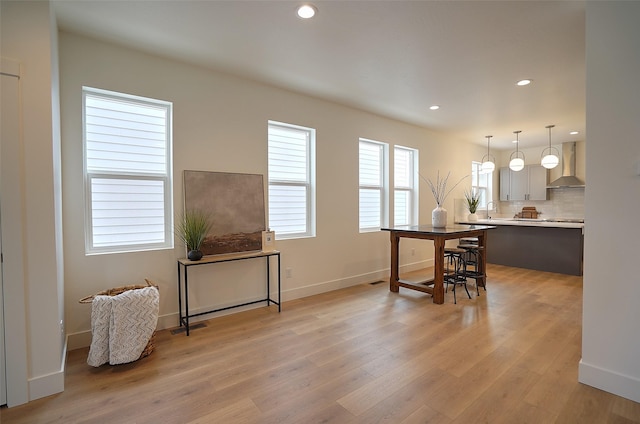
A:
[53,0,586,150]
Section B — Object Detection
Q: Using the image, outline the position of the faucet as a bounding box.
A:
[486,201,496,219]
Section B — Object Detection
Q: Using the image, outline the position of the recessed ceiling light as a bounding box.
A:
[429,105,440,110]
[297,4,317,19]
[516,79,532,86]
[570,131,579,135]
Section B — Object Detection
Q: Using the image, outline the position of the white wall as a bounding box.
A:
[59,32,485,349]
[0,0,65,405]
[579,2,640,403]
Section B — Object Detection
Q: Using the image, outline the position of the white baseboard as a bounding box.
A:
[401,259,433,275]
[282,268,387,301]
[67,331,92,351]
[579,359,640,403]
[281,260,431,301]
[67,259,433,349]
[28,339,66,401]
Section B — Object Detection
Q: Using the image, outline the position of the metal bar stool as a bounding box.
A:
[457,238,486,295]
[444,247,471,304]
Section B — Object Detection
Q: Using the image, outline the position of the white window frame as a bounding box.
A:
[394,145,419,227]
[359,138,389,232]
[472,160,492,208]
[267,121,316,240]
[83,87,173,255]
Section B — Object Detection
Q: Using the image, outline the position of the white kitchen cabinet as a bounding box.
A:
[499,165,548,201]
[499,167,511,201]
[510,167,529,201]
[527,165,549,200]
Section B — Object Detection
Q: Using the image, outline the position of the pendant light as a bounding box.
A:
[540,124,560,169]
[480,135,495,173]
[509,130,525,171]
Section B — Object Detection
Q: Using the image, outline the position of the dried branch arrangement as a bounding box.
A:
[421,171,468,207]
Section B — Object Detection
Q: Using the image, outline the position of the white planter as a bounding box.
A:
[467,213,478,222]
[432,206,447,227]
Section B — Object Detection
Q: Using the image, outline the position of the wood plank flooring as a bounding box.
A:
[2,264,640,423]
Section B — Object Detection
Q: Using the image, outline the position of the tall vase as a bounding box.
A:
[432,206,447,228]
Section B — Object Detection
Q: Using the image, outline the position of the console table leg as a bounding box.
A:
[177,262,183,328]
[266,256,271,307]
[185,268,190,336]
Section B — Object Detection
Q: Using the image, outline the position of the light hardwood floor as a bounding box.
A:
[2,264,640,423]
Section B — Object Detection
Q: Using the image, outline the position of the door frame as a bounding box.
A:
[1,57,29,407]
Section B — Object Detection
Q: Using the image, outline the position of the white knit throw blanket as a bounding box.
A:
[87,295,112,367]
[87,286,159,367]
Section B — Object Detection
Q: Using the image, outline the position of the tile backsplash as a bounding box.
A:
[498,187,585,219]
[454,187,585,221]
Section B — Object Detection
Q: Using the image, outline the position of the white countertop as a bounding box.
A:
[456,218,584,229]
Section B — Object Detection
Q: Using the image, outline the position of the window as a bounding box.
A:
[267,121,315,239]
[83,87,173,254]
[359,139,388,232]
[472,161,491,208]
[394,146,418,226]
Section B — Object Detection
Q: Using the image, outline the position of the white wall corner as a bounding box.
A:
[578,359,640,403]
[28,339,67,402]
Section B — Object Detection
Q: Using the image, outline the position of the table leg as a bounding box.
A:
[389,233,400,292]
[477,231,487,288]
[433,237,445,304]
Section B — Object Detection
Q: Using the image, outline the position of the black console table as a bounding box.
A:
[177,250,281,335]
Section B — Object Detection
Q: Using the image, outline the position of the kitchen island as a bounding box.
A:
[457,218,584,276]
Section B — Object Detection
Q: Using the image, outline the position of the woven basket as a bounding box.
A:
[79,278,158,360]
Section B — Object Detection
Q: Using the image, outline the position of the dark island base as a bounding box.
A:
[486,225,583,276]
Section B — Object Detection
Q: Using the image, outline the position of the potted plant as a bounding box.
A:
[464,189,481,222]
[175,210,213,261]
[422,171,468,227]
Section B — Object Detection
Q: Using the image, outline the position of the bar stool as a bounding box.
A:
[444,247,471,304]
[457,238,486,294]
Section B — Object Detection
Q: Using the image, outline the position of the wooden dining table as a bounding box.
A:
[381,224,496,304]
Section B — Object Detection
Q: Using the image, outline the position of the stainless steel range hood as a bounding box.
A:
[547,142,585,188]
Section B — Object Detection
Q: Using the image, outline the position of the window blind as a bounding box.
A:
[268,122,314,238]
[394,146,417,226]
[359,140,385,230]
[83,88,172,253]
